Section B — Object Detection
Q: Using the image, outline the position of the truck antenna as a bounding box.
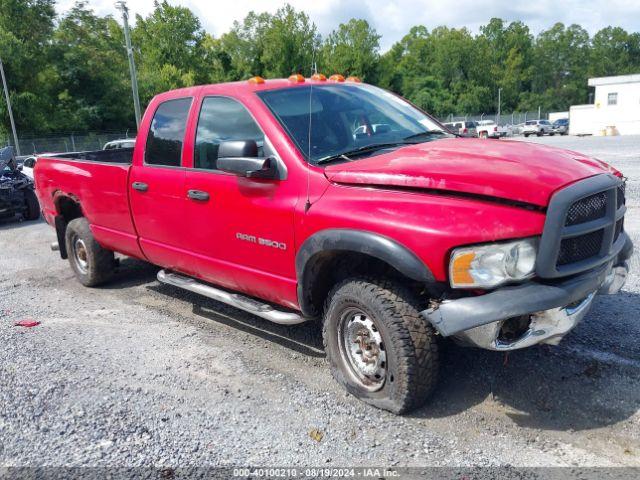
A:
[304,49,317,213]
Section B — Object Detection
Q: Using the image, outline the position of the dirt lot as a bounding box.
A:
[1,135,639,470]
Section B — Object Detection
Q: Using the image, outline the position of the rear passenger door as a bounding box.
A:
[129,97,194,269]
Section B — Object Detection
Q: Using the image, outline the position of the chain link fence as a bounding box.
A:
[1,131,137,156]
[440,111,549,126]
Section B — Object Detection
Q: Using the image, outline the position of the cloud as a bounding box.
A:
[57,0,640,50]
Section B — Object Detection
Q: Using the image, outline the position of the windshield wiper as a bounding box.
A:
[316,142,409,165]
[403,129,452,142]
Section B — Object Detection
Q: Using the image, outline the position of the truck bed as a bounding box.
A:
[51,148,134,164]
[34,149,144,260]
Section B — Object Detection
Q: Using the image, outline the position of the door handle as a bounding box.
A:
[187,189,210,201]
[132,182,148,192]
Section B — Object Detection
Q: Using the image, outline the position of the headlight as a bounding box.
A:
[449,238,538,289]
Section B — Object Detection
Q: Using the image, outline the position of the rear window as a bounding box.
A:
[145,97,192,167]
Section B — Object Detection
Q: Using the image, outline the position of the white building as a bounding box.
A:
[570,73,640,136]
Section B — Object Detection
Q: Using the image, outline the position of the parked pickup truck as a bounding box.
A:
[35,77,632,414]
[475,120,508,138]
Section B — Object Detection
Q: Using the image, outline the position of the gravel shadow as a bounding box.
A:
[0,217,44,230]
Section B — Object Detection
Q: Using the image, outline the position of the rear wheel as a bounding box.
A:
[65,217,115,287]
[536,131,543,136]
[323,277,439,414]
[24,189,40,220]
[524,133,530,137]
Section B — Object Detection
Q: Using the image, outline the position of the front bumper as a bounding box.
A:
[421,236,632,351]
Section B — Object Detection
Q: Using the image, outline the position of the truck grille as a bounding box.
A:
[557,230,604,266]
[536,175,627,278]
[565,192,607,226]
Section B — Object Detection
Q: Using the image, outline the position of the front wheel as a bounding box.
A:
[65,217,115,287]
[524,133,530,137]
[323,277,439,414]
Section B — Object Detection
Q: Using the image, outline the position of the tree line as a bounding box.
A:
[2,0,640,138]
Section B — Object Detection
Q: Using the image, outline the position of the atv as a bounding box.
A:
[0,146,40,222]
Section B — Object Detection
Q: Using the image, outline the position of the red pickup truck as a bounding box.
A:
[35,76,632,413]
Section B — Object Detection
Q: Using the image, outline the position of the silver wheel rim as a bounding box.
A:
[73,237,89,274]
[338,308,386,392]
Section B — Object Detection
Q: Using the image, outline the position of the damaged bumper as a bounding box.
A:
[421,238,632,351]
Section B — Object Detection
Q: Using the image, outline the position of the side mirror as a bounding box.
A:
[218,140,259,159]
[217,141,277,179]
[217,156,278,179]
[17,164,23,171]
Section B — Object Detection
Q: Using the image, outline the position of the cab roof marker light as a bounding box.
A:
[248,76,265,85]
[311,73,327,81]
[345,76,361,83]
[329,74,345,82]
[288,74,305,83]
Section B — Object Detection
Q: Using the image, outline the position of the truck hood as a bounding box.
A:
[323,138,616,207]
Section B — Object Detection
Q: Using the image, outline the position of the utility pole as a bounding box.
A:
[116,1,141,130]
[496,88,502,124]
[0,57,20,155]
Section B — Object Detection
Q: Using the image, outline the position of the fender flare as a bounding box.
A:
[295,229,435,315]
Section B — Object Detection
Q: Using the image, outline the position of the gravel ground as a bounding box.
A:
[1,134,639,471]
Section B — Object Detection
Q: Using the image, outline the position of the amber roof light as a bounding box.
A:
[345,76,362,83]
[248,76,265,85]
[328,74,345,82]
[311,73,327,81]
[288,74,305,83]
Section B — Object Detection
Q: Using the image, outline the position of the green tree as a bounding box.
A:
[51,1,133,131]
[0,0,56,136]
[320,19,381,81]
[259,4,320,77]
[530,23,590,110]
[589,27,640,77]
[133,0,206,103]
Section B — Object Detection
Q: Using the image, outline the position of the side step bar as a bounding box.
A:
[157,270,307,326]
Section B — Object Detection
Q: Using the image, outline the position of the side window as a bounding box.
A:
[145,97,192,167]
[194,96,264,170]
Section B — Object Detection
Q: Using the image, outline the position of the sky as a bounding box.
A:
[57,0,640,50]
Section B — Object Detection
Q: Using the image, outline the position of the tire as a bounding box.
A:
[536,131,543,137]
[524,133,530,137]
[65,217,115,287]
[24,189,40,220]
[323,277,439,414]
[550,132,555,136]
[480,132,488,139]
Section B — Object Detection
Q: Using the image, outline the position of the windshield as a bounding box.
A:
[257,84,446,164]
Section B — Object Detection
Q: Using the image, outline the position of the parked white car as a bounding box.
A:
[20,156,37,180]
[476,120,507,139]
[103,138,136,150]
[523,119,554,137]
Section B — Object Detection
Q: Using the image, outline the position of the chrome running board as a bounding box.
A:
[157,270,307,325]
